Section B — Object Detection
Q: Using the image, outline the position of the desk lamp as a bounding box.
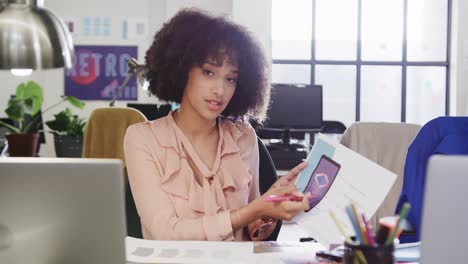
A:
[0,0,74,76]
[109,57,146,106]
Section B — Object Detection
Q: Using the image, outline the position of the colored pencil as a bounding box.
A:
[361,213,376,246]
[385,202,411,246]
[351,204,368,245]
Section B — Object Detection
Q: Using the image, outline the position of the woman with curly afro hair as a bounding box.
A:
[124,9,310,241]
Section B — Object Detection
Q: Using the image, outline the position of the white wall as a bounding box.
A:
[451,0,468,116]
[166,0,232,18]
[0,0,271,157]
[2,0,465,157]
[232,0,272,63]
[0,0,162,157]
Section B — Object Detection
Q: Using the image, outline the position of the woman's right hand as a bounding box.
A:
[253,185,310,221]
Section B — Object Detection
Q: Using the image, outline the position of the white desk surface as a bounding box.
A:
[127,222,324,264]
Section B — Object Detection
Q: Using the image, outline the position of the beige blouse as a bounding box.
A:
[123,111,275,241]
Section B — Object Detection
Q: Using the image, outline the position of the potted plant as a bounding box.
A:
[0,81,85,157]
[45,108,86,157]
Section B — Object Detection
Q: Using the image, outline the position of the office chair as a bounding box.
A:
[125,174,143,238]
[82,107,147,163]
[257,137,282,241]
[127,103,171,121]
[396,116,468,242]
[82,107,147,238]
[340,122,421,230]
[321,120,346,134]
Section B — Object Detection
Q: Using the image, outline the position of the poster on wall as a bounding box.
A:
[65,45,138,101]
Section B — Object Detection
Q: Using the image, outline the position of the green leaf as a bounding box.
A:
[64,107,72,116]
[66,96,85,109]
[15,83,26,99]
[45,111,70,132]
[0,120,20,133]
[16,81,43,116]
[23,98,35,115]
[45,108,86,136]
[5,99,24,121]
[68,115,86,136]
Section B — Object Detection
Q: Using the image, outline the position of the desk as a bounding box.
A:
[125,222,325,264]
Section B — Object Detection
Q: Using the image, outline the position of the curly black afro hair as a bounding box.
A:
[144,9,270,122]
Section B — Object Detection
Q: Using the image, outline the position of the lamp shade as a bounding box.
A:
[0,0,74,70]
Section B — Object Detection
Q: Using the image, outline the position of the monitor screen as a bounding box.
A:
[263,84,322,130]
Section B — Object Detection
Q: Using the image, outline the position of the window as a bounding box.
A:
[272,0,450,126]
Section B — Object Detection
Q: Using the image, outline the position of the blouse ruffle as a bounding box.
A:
[147,112,253,216]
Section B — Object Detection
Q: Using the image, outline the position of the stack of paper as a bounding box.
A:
[295,134,397,247]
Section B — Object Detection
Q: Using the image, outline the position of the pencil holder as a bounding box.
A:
[343,242,394,264]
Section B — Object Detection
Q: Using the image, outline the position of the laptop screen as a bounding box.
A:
[420,155,468,264]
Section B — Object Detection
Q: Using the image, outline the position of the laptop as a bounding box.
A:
[0,158,126,264]
[420,155,468,263]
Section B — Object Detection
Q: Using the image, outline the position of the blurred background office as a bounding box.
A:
[0,0,467,158]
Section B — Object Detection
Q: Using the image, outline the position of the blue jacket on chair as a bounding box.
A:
[396,116,468,243]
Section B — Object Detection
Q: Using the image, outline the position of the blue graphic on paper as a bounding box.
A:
[295,138,336,192]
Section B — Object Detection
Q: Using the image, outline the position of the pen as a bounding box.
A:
[361,213,376,246]
[351,203,368,245]
[264,194,315,202]
[345,206,363,244]
[385,202,411,246]
[331,210,368,264]
[329,211,352,244]
[375,220,392,245]
[330,211,367,264]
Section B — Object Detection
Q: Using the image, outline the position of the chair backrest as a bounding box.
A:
[257,137,282,241]
[82,107,147,238]
[258,137,278,194]
[82,107,147,168]
[396,116,468,242]
[125,173,143,238]
[340,122,421,229]
[322,120,347,134]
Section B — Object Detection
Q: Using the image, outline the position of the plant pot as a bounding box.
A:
[6,133,39,157]
[53,134,83,157]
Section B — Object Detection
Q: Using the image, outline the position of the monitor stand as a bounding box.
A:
[268,129,306,151]
[265,129,308,170]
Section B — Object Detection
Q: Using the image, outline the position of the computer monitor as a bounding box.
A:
[127,103,171,120]
[0,158,126,264]
[258,84,322,142]
[264,84,322,130]
[420,155,468,264]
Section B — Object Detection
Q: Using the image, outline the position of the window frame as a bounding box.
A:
[272,0,452,122]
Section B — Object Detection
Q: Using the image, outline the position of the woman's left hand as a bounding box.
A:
[269,161,308,191]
